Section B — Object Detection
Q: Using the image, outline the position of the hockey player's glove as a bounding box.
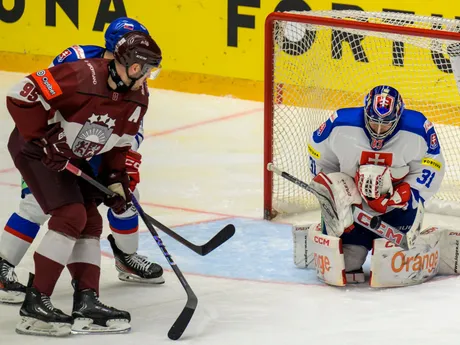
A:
[103,171,133,214]
[355,164,393,199]
[38,124,72,172]
[126,150,141,192]
[365,182,411,214]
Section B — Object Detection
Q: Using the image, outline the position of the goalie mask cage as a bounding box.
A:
[264,11,460,220]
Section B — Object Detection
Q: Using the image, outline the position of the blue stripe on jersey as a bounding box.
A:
[107,209,139,233]
[4,213,40,242]
[313,107,364,143]
[398,109,441,155]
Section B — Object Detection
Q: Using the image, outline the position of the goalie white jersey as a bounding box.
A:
[308,107,445,211]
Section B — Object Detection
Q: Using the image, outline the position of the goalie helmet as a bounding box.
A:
[364,85,405,140]
[105,17,149,53]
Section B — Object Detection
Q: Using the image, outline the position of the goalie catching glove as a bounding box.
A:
[355,164,411,213]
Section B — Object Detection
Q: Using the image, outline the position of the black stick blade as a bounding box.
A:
[167,304,197,340]
[201,224,236,256]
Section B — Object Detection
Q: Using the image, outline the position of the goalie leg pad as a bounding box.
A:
[433,227,460,275]
[309,232,346,286]
[295,226,367,285]
[370,228,441,288]
[292,223,321,268]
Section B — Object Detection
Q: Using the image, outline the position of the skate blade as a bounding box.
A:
[71,317,131,334]
[16,317,71,337]
[0,289,25,304]
[118,272,165,285]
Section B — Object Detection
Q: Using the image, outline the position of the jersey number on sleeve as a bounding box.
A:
[19,83,38,102]
[416,169,435,188]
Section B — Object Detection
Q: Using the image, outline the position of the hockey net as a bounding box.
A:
[264,10,460,219]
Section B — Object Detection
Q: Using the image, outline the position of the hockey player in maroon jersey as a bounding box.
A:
[6,31,162,336]
[0,18,163,306]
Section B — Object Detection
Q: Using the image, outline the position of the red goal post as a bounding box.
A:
[264,11,460,220]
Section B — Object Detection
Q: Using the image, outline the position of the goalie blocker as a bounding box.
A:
[294,224,460,287]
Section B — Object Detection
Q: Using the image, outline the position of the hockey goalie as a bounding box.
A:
[293,85,460,288]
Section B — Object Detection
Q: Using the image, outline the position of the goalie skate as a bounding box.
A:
[0,258,26,304]
[108,234,165,284]
[71,281,131,335]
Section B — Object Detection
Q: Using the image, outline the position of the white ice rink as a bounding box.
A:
[1,71,460,345]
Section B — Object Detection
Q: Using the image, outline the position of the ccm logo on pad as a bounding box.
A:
[314,236,329,246]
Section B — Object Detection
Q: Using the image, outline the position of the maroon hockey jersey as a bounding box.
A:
[6,58,149,172]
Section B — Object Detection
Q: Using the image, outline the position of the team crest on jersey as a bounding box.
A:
[317,122,327,136]
[374,94,395,118]
[424,119,433,132]
[360,151,393,166]
[430,133,438,150]
[57,49,72,63]
[72,114,116,158]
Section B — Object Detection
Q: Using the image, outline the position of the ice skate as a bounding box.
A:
[16,274,72,337]
[108,234,165,284]
[71,280,131,334]
[0,257,26,304]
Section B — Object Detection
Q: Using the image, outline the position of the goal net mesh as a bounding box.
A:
[267,11,460,216]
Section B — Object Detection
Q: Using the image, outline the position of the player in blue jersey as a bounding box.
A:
[0,17,164,304]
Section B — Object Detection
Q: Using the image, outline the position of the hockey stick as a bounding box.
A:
[144,213,235,256]
[66,163,197,340]
[67,166,234,255]
[267,163,411,250]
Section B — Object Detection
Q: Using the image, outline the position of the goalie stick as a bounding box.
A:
[66,163,197,340]
[267,163,411,250]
